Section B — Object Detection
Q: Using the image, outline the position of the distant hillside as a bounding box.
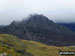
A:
[0,14,75,46]
[0,34,75,56]
[58,23,75,32]
[0,25,5,30]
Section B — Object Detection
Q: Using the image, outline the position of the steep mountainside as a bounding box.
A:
[58,23,75,32]
[0,14,75,46]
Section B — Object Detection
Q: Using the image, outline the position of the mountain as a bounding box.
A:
[0,34,75,56]
[0,25,5,30]
[58,23,75,32]
[0,14,75,46]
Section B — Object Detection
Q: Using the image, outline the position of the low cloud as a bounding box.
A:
[0,0,75,25]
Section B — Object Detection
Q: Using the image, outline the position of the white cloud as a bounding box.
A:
[0,0,75,25]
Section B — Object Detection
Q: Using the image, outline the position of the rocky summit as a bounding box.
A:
[0,14,75,46]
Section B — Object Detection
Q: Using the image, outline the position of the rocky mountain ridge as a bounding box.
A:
[0,14,75,46]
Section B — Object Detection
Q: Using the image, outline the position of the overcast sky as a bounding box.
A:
[0,0,75,25]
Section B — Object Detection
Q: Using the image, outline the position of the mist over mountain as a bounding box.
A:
[1,0,75,25]
[0,14,75,46]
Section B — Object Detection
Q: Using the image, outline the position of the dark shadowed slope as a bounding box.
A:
[58,23,75,32]
[0,14,75,46]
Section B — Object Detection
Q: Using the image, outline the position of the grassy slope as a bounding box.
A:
[0,34,32,56]
[22,40,75,56]
[0,34,75,56]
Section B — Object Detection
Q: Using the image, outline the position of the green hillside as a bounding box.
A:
[0,34,75,56]
[22,40,75,56]
[0,34,33,56]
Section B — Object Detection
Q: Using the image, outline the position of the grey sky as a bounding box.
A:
[0,0,75,25]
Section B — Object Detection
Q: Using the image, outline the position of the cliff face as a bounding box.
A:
[0,14,75,46]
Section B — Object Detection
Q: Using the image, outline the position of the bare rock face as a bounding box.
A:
[0,14,75,46]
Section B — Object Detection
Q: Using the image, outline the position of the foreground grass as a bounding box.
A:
[0,34,33,56]
[0,34,75,56]
[22,40,75,56]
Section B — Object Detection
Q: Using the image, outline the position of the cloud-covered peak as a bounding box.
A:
[0,0,75,25]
